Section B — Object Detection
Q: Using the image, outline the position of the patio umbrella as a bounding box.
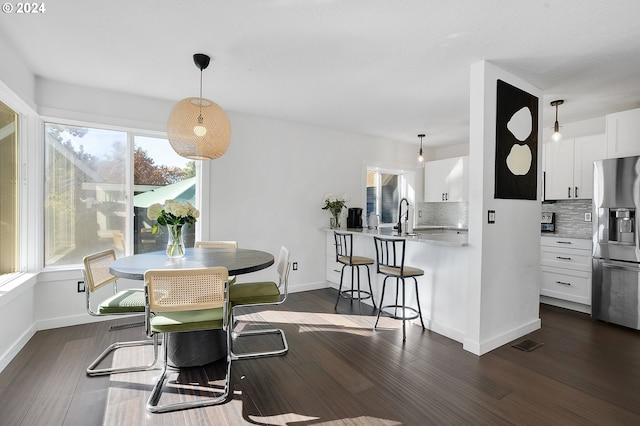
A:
[133,177,196,208]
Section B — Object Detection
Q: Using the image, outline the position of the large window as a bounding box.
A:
[0,101,18,275]
[44,123,197,267]
[366,167,414,226]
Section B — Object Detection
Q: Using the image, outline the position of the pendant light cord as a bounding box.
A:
[198,67,204,124]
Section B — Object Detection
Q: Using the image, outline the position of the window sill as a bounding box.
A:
[0,272,38,307]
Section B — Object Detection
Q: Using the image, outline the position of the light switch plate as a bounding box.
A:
[585,212,592,222]
[488,210,496,224]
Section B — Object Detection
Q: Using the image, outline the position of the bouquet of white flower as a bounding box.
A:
[147,199,200,258]
[147,199,200,234]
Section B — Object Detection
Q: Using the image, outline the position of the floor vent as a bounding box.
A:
[512,339,544,352]
[109,321,145,331]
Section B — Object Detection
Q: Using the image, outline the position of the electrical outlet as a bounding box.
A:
[418,210,422,218]
[77,280,86,293]
[292,262,298,271]
[585,212,592,222]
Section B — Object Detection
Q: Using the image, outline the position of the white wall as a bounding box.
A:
[0,276,37,372]
[541,115,605,141]
[205,111,417,290]
[465,61,542,355]
[0,35,36,110]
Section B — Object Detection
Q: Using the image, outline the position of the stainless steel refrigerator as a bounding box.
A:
[592,155,640,330]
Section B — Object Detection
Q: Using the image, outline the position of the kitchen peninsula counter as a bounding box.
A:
[324,226,469,344]
[323,227,468,246]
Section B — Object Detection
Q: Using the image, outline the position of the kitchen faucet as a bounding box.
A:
[397,197,410,234]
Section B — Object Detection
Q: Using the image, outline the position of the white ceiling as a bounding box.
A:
[1,0,639,147]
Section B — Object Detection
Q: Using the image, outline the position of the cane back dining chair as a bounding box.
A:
[333,231,377,313]
[228,246,291,360]
[82,249,158,376]
[194,240,238,249]
[195,240,239,285]
[144,266,231,413]
[373,237,426,341]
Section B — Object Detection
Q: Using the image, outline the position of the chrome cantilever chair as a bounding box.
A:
[373,237,426,341]
[145,267,231,413]
[333,231,377,313]
[228,246,291,360]
[194,241,239,285]
[83,249,158,376]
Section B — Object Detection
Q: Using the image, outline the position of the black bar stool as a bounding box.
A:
[373,236,425,341]
[333,231,377,312]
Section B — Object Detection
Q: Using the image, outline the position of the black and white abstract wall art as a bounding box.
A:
[494,79,538,200]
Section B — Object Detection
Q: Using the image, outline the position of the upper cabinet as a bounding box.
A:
[424,156,469,202]
[544,134,606,200]
[606,108,640,158]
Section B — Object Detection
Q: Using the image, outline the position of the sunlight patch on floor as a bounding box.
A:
[235,309,405,337]
[248,413,319,424]
[248,415,401,425]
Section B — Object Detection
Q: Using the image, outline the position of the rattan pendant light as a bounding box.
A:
[167,53,231,160]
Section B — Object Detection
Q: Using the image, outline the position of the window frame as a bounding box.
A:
[364,164,416,227]
[41,118,204,270]
[0,83,41,285]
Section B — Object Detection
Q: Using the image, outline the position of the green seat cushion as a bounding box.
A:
[98,289,146,314]
[150,308,225,333]
[229,281,281,306]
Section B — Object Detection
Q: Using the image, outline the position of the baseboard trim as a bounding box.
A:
[540,296,591,314]
[0,323,36,374]
[463,317,541,356]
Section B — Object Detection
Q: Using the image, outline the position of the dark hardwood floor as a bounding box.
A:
[1,288,639,425]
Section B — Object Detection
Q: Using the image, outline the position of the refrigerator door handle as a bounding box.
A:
[601,261,640,272]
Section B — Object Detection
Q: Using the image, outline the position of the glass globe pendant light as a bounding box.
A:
[167,53,231,160]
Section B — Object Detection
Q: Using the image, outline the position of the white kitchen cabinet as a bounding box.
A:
[544,134,606,200]
[606,108,640,158]
[424,156,468,202]
[540,236,591,312]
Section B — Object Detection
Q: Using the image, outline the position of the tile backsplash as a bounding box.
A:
[416,202,469,228]
[415,199,592,237]
[541,199,592,239]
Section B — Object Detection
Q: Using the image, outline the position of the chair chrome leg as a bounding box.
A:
[230,328,288,360]
[146,332,230,413]
[229,306,289,360]
[86,336,158,377]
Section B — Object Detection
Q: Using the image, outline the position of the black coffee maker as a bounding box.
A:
[347,207,363,228]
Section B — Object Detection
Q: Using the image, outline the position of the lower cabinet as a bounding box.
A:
[540,236,592,313]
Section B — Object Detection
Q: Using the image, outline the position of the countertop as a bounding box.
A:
[324,227,468,247]
[540,232,591,241]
